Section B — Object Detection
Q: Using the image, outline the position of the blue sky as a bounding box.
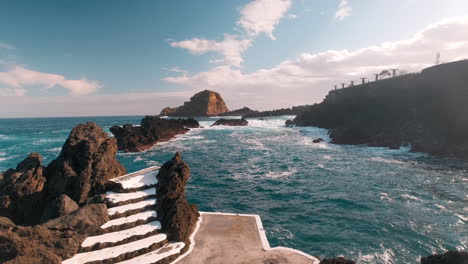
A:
[1,0,468,117]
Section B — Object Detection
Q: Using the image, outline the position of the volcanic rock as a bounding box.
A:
[421,251,468,264]
[242,105,311,118]
[293,60,468,160]
[285,120,294,127]
[0,153,46,225]
[40,194,79,221]
[45,122,126,204]
[0,204,108,264]
[110,116,200,152]
[211,118,249,126]
[220,107,258,117]
[320,257,356,264]
[160,90,229,117]
[156,152,199,244]
[313,138,325,143]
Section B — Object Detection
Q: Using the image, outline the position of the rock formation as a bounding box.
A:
[421,251,468,264]
[156,152,199,244]
[110,116,200,152]
[0,204,108,264]
[0,153,46,225]
[45,122,126,204]
[320,257,356,264]
[220,105,311,118]
[219,106,258,117]
[313,138,325,143]
[160,90,229,117]
[293,60,468,160]
[211,118,249,126]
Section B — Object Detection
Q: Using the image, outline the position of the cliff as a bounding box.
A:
[160,90,229,117]
[110,116,200,152]
[219,105,311,118]
[293,60,468,160]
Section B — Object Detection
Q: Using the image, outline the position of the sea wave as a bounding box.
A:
[264,168,297,178]
[371,157,406,164]
[400,194,423,202]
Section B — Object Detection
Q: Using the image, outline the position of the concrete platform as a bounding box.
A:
[174,212,320,264]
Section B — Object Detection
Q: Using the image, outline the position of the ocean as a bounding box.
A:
[0,115,466,263]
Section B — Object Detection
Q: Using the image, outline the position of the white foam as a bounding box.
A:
[401,194,423,202]
[264,169,297,178]
[62,234,167,264]
[82,221,161,248]
[107,199,157,216]
[106,189,156,204]
[101,210,157,229]
[0,157,11,161]
[371,157,406,164]
[111,170,158,189]
[116,242,185,264]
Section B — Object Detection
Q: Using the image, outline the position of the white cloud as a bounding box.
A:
[170,34,252,66]
[0,66,101,96]
[0,42,15,50]
[237,0,292,39]
[334,0,352,21]
[164,17,468,110]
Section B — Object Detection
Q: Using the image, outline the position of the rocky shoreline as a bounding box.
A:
[292,60,468,161]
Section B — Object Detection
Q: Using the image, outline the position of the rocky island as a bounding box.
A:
[110,116,200,152]
[211,117,249,126]
[160,90,229,117]
[293,60,468,160]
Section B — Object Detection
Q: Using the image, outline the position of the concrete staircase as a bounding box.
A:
[62,167,185,264]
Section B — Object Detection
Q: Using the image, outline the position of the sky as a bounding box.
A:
[1,0,468,118]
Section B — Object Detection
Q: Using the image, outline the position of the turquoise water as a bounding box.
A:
[0,116,467,263]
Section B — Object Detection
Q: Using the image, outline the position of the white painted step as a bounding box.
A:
[116,242,185,264]
[106,188,156,204]
[101,210,157,229]
[111,170,158,190]
[82,221,162,248]
[107,199,157,216]
[62,234,167,264]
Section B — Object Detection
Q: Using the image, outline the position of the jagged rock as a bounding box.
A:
[110,117,200,152]
[293,60,468,160]
[160,90,229,117]
[285,120,294,127]
[421,251,468,264]
[0,204,108,264]
[242,105,311,118]
[45,122,126,204]
[211,118,249,127]
[156,152,199,244]
[40,194,79,221]
[313,138,324,143]
[320,257,356,264]
[0,153,46,225]
[220,107,258,117]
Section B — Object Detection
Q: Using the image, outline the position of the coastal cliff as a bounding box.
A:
[110,116,200,152]
[293,60,468,160]
[160,90,229,117]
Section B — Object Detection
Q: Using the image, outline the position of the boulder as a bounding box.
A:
[40,194,79,221]
[313,138,325,143]
[211,118,249,127]
[285,120,294,127]
[110,117,200,152]
[421,251,468,264]
[156,152,199,244]
[43,203,108,234]
[0,153,46,225]
[160,90,229,117]
[320,257,356,264]
[45,122,126,204]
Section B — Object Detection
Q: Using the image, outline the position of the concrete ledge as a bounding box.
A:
[173,212,320,264]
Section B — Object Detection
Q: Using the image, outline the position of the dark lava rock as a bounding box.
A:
[156,152,199,244]
[220,106,258,117]
[110,116,200,152]
[320,257,356,264]
[40,194,79,221]
[160,90,229,117]
[313,138,325,143]
[0,204,108,264]
[421,251,468,264]
[293,60,468,160]
[0,153,46,225]
[45,122,126,204]
[212,118,249,126]
[243,105,311,118]
[285,120,294,127]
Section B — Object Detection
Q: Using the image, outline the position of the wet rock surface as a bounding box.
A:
[156,152,199,244]
[212,118,249,126]
[160,90,229,117]
[110,116,200,152]
[293,60,468,160]
[319,257,356,264]
[421,251,468,264]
